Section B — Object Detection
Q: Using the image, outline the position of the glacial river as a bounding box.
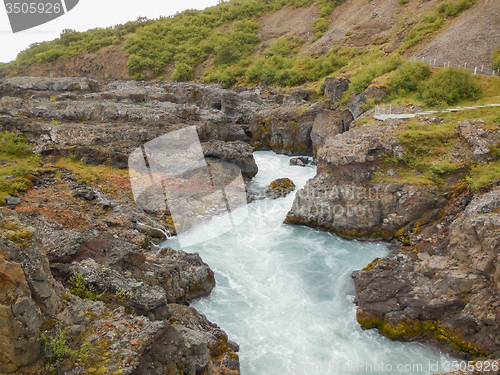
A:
[165,151,455,375]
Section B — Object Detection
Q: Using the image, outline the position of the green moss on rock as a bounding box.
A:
[269,178,296,192]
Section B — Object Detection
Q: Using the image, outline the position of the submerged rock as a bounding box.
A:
[289,156,314,167]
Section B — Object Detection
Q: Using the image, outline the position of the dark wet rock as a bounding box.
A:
[353,187,500,359]
[310,108,353,154]
[0,76,100,98]
[0,205,235,374]
[322,76,350,106]
[346,92,367,119]
[364,86,387,100]
[286,125,446,239]
[289,156,314,167]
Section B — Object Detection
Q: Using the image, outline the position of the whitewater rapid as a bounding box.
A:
[164,151,455,375]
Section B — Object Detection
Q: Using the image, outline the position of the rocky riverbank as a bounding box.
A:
[0,75,365,374]
[286,111,500,364]
[1,76,500,373]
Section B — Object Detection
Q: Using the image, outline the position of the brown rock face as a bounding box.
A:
[0,208,62,373]
[310,109,353,155]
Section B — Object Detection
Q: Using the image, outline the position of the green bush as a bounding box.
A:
[389,61,431,95]
[313,18,329,34]
[350,55,402,94]
[268,35,304,57]
[0,131,31,156]
[492,47,500,70]
[419,67,482,106]
[213,20,260,66]
[171,62,195,81]
[437,0,476,18]
[319,0,347,17]
[39,325,91,372]
[399,0,410,4]
[69,273,103,301]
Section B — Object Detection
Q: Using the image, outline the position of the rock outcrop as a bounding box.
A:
[0,200,238,374]
[265,178,296,199]
[354,188,500,359]
[0,77,354,160]
[286,124,446,239]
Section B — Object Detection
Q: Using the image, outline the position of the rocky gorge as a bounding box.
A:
[0,75,499,374]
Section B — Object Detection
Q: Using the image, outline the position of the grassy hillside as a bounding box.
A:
[2,0,498,91]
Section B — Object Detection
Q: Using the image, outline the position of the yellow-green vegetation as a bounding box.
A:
[53,157,129,186]
[437,0,477,18]
[7,0,352,86]
[347,54,402,95]
[381,120,460,185]
[467,161,500,192]
[0,220,32,247]
[123,0,316,82]
[69,273,104,301]
[402,12,443,51]
[38,323,92,372]
[492,47,500,70]
[12,19,146,67]
[115,288,135,300]
[396,1,475,54]
[373,106,500,191]
[269,178,295,192]
[388,60,431,96]
[0,131,40,205]
[358,315,488,356]
[419,67,482,106]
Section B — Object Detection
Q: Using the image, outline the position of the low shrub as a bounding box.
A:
[437,0,476,18]
[389,61,431,95]
[171,62,195,82]
[350,55,402,94]
[0,131,31,156]
[419,67,482,106]
[492,48,500,70]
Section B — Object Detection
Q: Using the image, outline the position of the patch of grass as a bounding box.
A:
[115,288,135,300]
[378,120,461,185]
[0,131,40,205]
[492,47,500,70]
[437,0,477,18]
[52,157,128,186]
[0,131,32,156]
[467,161,500,191]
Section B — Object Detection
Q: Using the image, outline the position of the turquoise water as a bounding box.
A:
[164,151,455,375]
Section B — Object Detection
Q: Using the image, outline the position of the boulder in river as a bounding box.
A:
[265,178,296,199]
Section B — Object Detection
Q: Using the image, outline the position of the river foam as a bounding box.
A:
[164,151,455,375]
